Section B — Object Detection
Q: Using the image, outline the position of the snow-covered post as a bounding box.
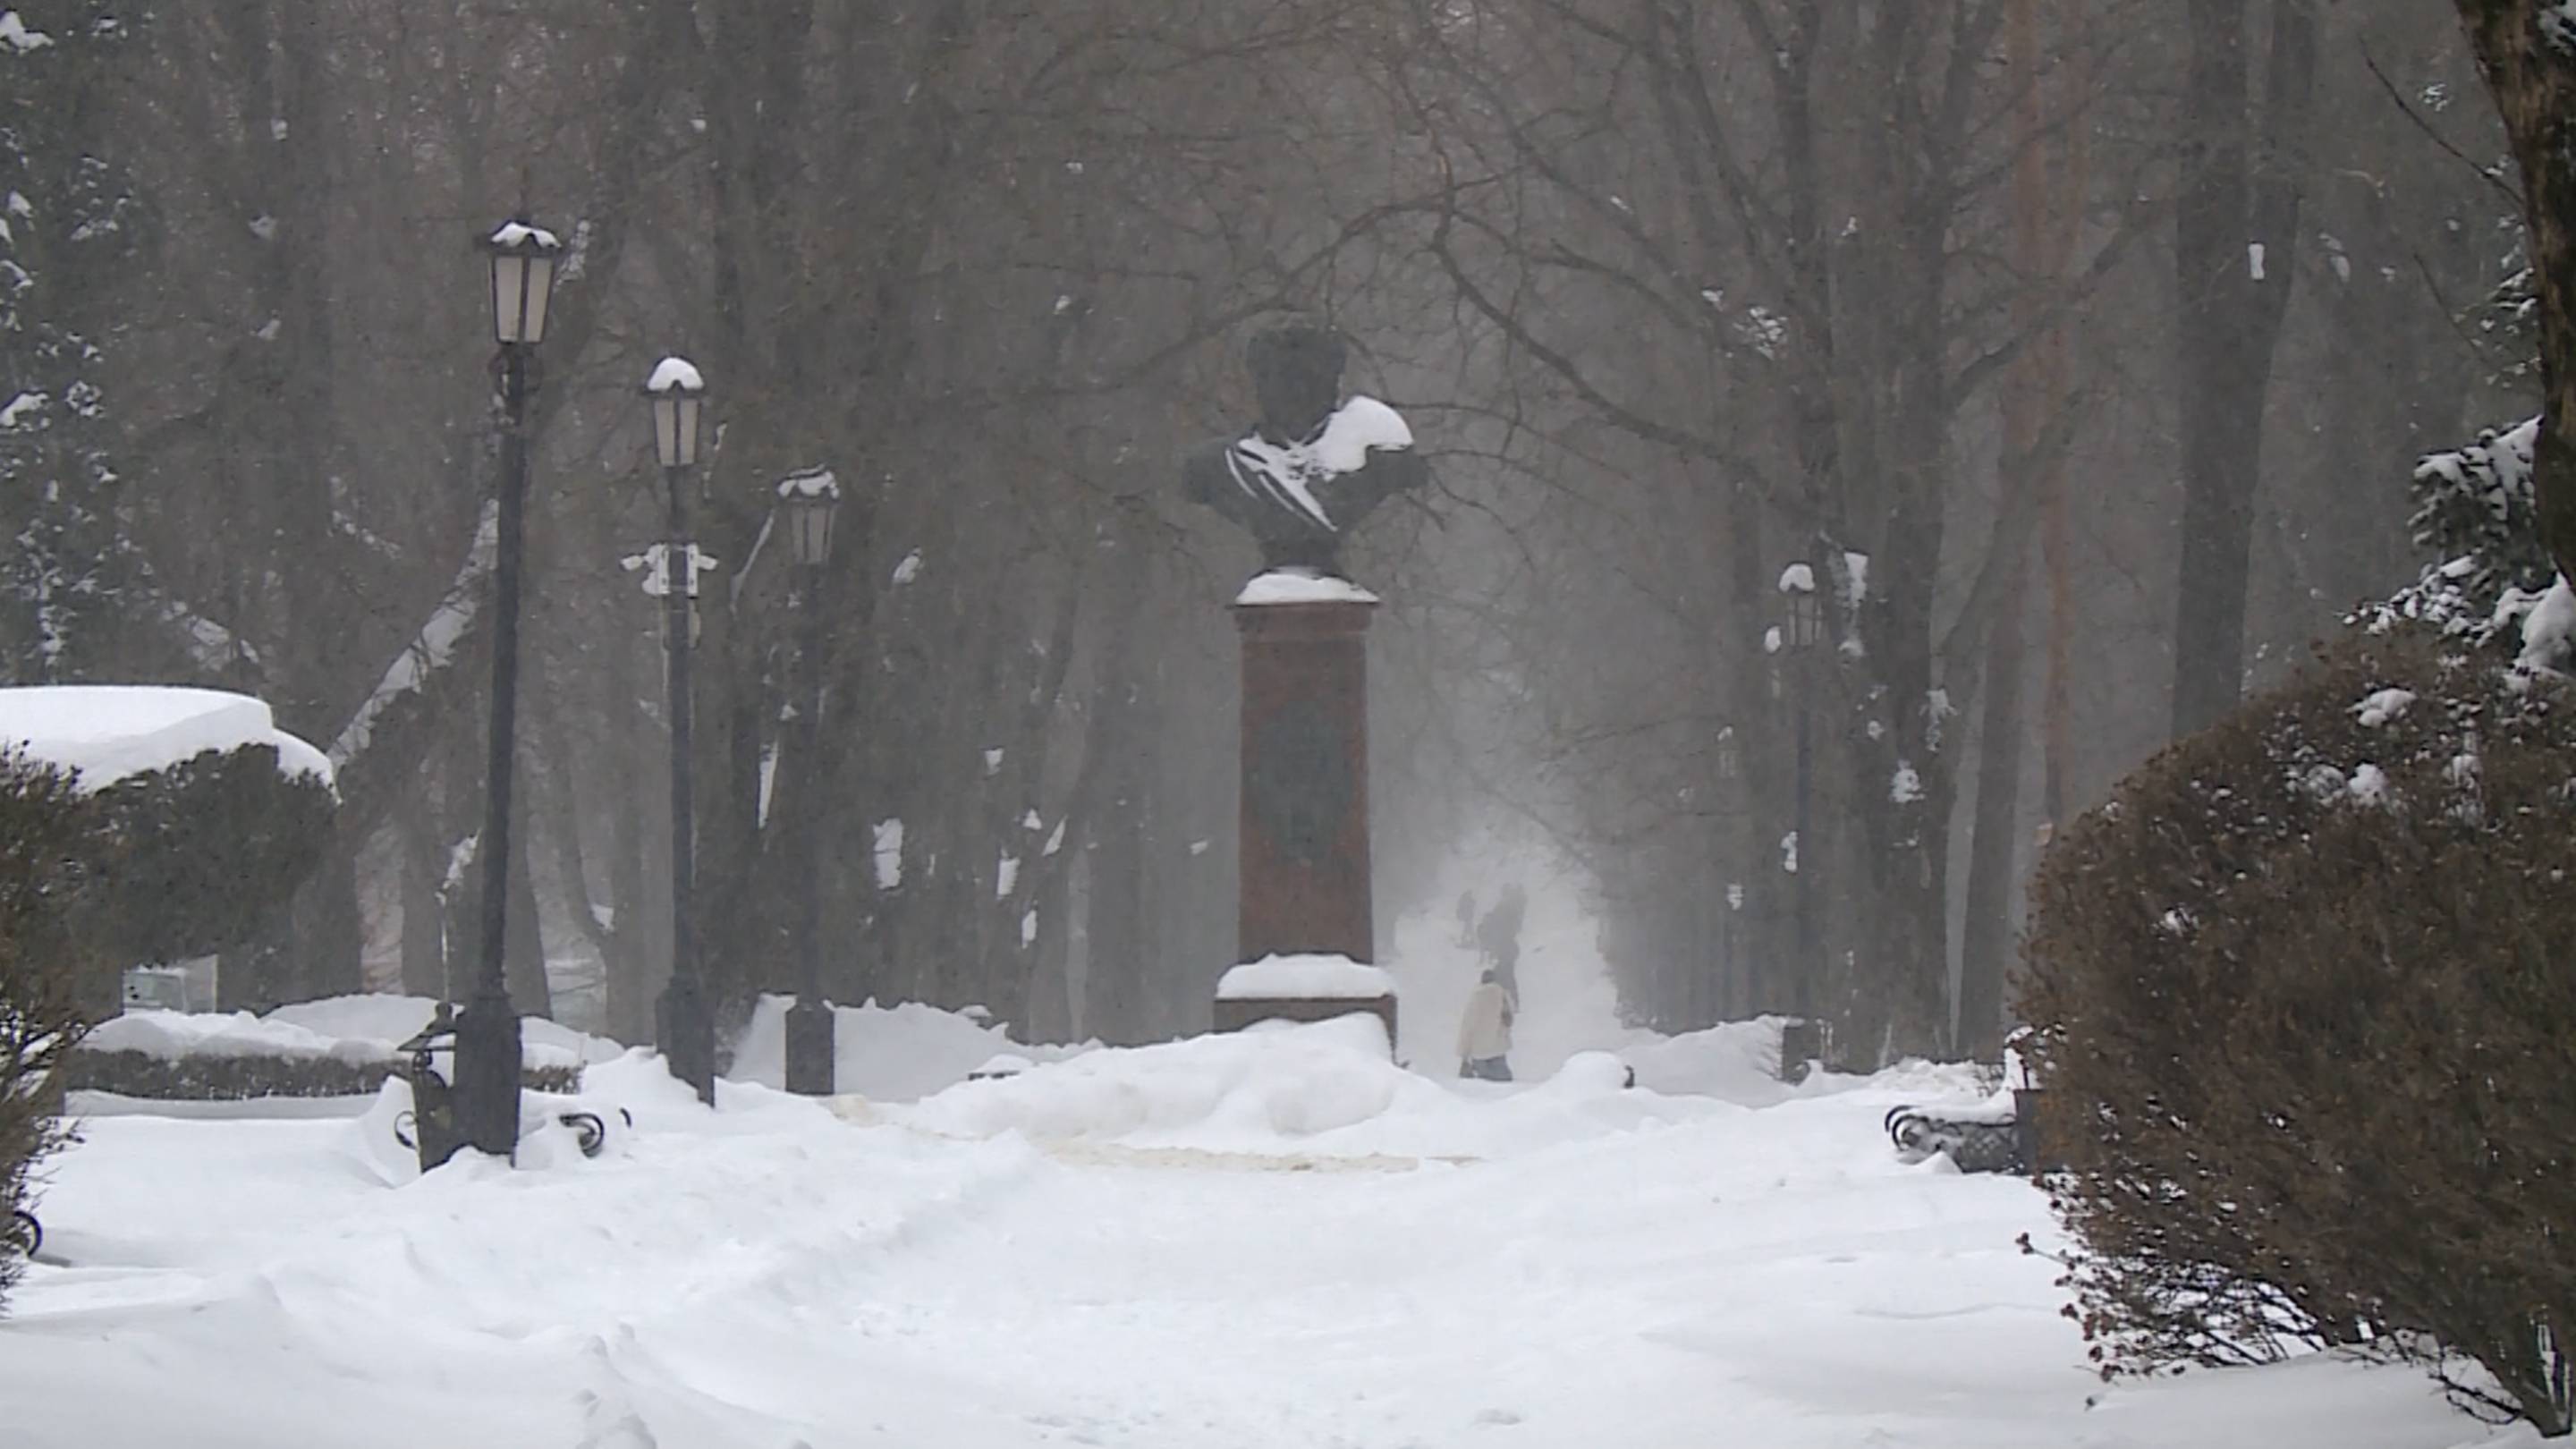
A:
[643,356,716,1106]
[1181,325,1425,1050]
[447,218,564,1167]
[1775,563,1825,1077]
[775,466,841,1096]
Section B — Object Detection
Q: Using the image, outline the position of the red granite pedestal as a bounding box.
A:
[1219,596,1393,1050]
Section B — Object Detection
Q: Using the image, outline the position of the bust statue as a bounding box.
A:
[1183,324,1427,578]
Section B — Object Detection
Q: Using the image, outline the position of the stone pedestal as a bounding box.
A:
[1232,597,1376,965]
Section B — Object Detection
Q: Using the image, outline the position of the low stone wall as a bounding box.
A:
[63,1048,580,1101]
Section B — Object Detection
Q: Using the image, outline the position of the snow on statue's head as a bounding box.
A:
[1246,323,1347,443]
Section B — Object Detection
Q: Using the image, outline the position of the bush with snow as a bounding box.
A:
[2022,623,2576,1433]
[0,753,111,1315]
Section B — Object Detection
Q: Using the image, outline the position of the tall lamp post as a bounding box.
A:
[645,357,716,1106]
[1775,561,1825,1075]
[445,218,563,1166]
[777,467,842,1096]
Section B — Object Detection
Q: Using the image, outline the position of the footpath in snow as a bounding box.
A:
[0,862,2536,1448]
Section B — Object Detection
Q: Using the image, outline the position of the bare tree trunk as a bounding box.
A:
[2170,0,2316,736]
[2454,0,2576,582]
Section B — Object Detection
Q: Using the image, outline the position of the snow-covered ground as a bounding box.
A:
[1,860,2535,1448]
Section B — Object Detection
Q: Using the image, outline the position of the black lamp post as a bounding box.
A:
[441,218,563,1168]
[1775,562,1825,1075]
[645,356,716,1106]
[777,466,842,1097]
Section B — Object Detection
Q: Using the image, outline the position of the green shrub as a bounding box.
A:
[0,753,110,1313]
[2021,625,2576,1433]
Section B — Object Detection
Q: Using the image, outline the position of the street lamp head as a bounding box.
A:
[1777,560,1823,649]
[485,219,564,346]
[643,356,708,469]
[776,467,842,568]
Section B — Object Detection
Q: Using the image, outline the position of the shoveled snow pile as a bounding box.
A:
[0,685,332,792]
[1216,953,1395,999]
[725,994,1088,1102]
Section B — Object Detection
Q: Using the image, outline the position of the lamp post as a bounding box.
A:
[442,217,563,1167]
[777,467,843,1096]
[645,356,716,1106]
[1775,561,1824,1076]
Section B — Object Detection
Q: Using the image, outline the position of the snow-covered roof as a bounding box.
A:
[0,686,333,793]
[644,355,704,394]
[1216,953,1397,1001]
[487,220,561,251]
[1234,569,1382,607]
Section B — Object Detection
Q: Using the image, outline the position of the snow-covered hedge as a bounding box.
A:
[2021,623,2576,1433]
[62,1047,579,1102]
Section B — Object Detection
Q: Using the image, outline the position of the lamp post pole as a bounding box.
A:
[780,468,842,1097]
[646,359,715,1106]
[447,219,563,1165]
[1774,562,1824,1080]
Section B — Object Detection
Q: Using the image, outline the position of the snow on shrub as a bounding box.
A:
[0,752,111,1315]
[2021,624,2576,1434]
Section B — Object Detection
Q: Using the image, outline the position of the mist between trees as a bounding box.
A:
[0,0,2532,1060]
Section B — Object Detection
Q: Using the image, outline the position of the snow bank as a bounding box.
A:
[0,685,332,792]
[899,1016,1418,1147]
[726,995,1086,1102]
[1234,568,1381,606]
[1216,953,1395,1000]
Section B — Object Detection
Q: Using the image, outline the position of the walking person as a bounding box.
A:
[1458,968,1516,1082]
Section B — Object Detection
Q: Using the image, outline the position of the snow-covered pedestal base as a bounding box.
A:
[1212,953,1397,1054]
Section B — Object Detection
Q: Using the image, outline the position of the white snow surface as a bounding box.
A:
[2518,574,2576,674]
[2354,687,2417,727]
[1235,568,1382,606]
[1778,561,1816,593]
[0,685,332,792]
[487,219,560,250]
[81,997,598,1075]
[3,848,2540,1449]
[643,355,703,393]
[1216,953,1397,1001]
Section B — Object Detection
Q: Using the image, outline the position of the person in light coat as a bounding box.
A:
[1457,969,1516,1081]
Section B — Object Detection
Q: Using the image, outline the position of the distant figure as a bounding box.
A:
[1458,968,1516,1082]
[1475,883,1528,996]
[1454,889,1479,949]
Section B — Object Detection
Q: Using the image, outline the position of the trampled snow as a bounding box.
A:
[0,685,332,792]
[1216,953,1396,1000]
[2,866,2541,1448]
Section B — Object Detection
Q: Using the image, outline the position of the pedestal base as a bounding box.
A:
[1210,994,1397,1055]
[784,998,836,1096]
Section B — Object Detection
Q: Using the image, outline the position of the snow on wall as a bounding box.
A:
[1216,954,1396,1001]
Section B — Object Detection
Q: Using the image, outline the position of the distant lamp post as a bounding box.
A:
[1776,561,1822,1072]
[644,356,716,1106]
[777,466,842,1097]
[438,217,564,1170]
